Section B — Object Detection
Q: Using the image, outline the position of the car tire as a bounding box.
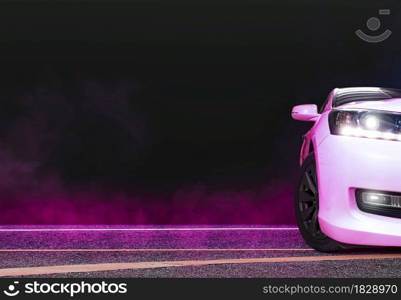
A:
[295,153,343,252]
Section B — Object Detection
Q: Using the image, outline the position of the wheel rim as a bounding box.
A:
[298,163,325,239]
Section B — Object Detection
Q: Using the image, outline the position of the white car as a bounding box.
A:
[292,87,401,251]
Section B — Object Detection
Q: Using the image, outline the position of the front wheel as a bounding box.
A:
[295,154,343,252]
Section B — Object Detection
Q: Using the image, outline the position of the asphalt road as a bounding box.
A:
[0,226,400,277]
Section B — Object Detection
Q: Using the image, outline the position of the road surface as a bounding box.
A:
[0,226,400,277]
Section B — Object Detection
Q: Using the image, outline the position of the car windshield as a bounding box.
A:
[333,87,401,107]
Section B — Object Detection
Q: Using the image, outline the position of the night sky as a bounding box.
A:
[0,0,400,224]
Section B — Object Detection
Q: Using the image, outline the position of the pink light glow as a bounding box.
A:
[0,181,294,225]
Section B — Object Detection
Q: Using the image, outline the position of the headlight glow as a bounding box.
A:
[329,109,401,141]
[356,189,401,218]
[361,115,380,130]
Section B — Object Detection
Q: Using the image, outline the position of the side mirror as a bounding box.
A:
[291,104,320,122]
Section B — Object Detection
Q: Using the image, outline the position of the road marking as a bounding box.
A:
[0,227,298,232]
[0,248,314,252]
[1,253,401,277]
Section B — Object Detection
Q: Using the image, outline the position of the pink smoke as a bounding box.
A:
[0,78,296,225]
[0,180,295,225]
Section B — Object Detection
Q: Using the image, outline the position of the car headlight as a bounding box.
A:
[329,109,401,141]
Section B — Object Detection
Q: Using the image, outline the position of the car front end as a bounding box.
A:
[315,101,401,246]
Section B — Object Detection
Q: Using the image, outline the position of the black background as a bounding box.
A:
[0,0,400,224]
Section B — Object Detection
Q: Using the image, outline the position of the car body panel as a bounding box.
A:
[317,134,401,246]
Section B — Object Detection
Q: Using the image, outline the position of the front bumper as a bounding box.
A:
[316,135,401,246]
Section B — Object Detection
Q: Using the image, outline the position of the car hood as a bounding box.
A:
[337,98,401,113]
